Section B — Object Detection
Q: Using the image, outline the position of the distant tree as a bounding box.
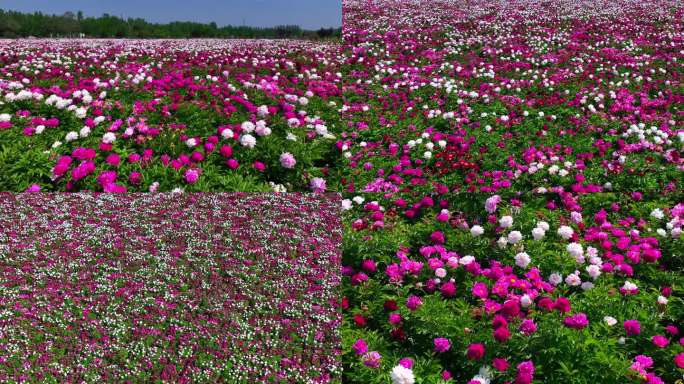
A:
[0,8,340,40]
[317,27,334,38]
[0,12,21,37]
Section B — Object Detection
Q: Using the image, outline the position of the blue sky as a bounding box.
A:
[0,0,341,29]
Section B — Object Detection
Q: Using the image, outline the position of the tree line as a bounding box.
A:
[0,9,341,39]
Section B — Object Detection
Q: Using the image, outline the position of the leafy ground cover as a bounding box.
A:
[0,193,341,383]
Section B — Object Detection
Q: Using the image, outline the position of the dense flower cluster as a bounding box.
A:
[0,193,341,383]
[0,39,342,192]
[338,1,682,383]
[342,192,683,383]
[1,0,683,382]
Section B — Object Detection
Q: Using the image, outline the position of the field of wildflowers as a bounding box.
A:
[342,192,683,383]
[0,193,341,383]
[338,0,683,383]
[0,39,343,192]
[0,0,683,382]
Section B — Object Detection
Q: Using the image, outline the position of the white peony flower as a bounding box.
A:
[221,128,234,139]
[79,126,91,138]
[241,121,255,133]
[531,227,546,240]
[239,134,256,148]
[499,215,513,228]
[102,132,117,144]
[558,225,574,240]
[650,208,664,220]
[549,272,563,286]
[537,221,550,231]
[470,225,485,237]
[604,316,617,326]
[65,131,78,142]
[520,294,532,308]
[507,230,523,244]
[496,236,508,249]
[390,365,415,384]
[515,252,531,268]
[565,272,582,286]
[586,264,601,280]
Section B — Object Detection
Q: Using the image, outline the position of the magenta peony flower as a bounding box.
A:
[352,339,368,355]
[554,297,571,313]
[362,351,381,368]
[493,326,511,342]
[440,281,456,298]
[406,295,422,311]
[624,319,641,336]
[433,337,451,353]
[519,319,537,335]
[25,184,41,192]
[71,161,95,182]
[563,313,589,330]
[388,313,402,325]
[515,360,535,384]
[651,335,669,348]
[675,353,684,368]
[472,282,489,299]
[493,357,509,371]
[226,159,239,169]
[106,153,121,166]
[253,161,266,172]
[466,343,485,360]
[398,357,413,369]
[184,168,200,184]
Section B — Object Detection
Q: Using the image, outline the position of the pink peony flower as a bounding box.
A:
[624,319,641,336]
[515,360,535,384]
[362,351,381,368]
[651,335,669,348]
[406,295,422,311]
[433,337,451,353]
[352,339,368,355]
[184,168,200,184]
[279,152,297,169]
[563,313,589,330]
[466,343,485,360]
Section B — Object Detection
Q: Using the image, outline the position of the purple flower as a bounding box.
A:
[352,339,368,355]
[433,337,451,353]
[406,295,422,311]
[362,351,381,368]
[563,313,589,330]
[624,319,641,336]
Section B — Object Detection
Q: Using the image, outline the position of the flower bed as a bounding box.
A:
[342,192,683,383]
[0,193,341,383]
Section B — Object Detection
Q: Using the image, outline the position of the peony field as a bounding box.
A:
[0,0,682,383]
